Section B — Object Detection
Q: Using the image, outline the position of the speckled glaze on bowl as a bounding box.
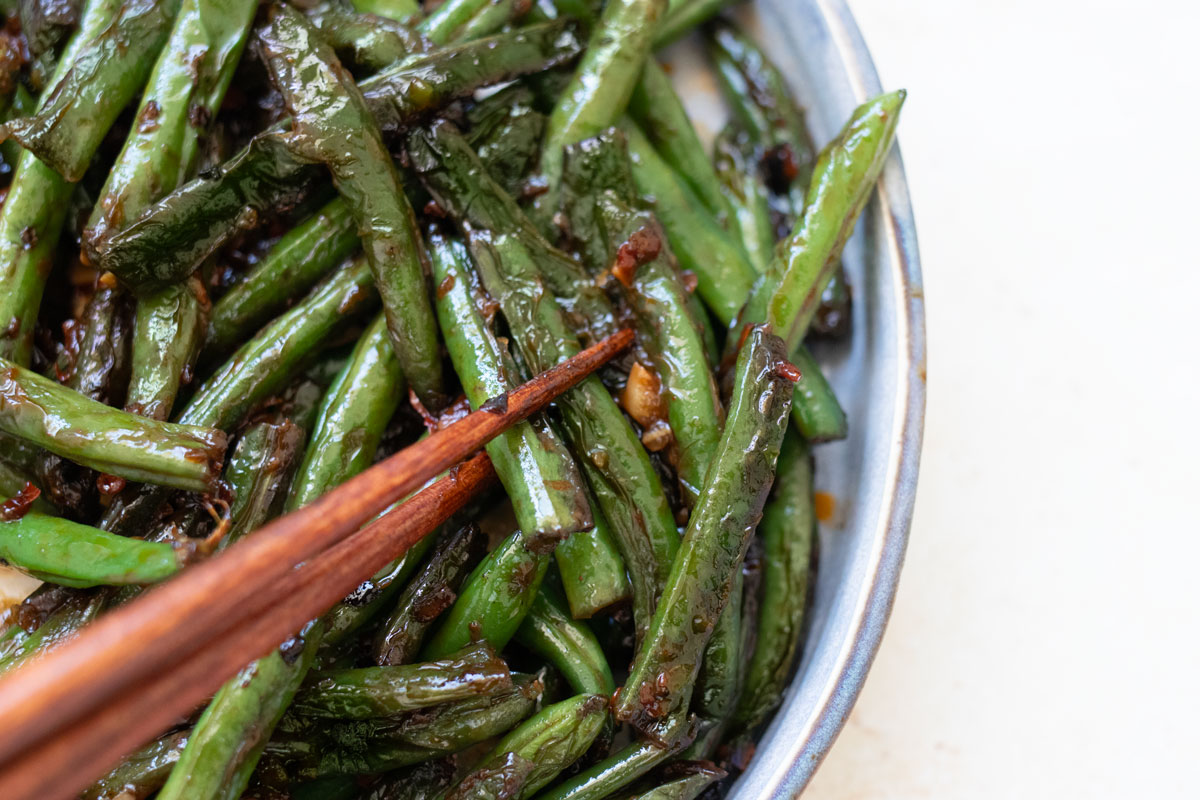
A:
[701,1,925,796]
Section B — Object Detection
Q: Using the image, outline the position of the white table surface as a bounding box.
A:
[805,1,1200,797]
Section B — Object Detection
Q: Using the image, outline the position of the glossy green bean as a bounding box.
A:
[466,230,678,637]
[203,198,358,360]
[0,589,104,675]
[0,0,123,364]
[429,231,592,547]
[92,21,582,292]
[160,300,411,800]
[359,759,458,800]
[614,327,793,731]
[0,509,181,587]
[467,85,548,197]
[293,642,512,719]
[446,693,608,800]
[0,84,35,172]
[539,0,667,204]
[622,121,757,327]
[352,0,421,22]
[629,59,734,225]
[410,124,677,635]
[653,0,729,48]
[286,313,404,507]
[561,130,723,506]
[374,523,486,666]
[312,5,427,72]
[733,429,815,731]
[258,5,444,405]
[221,419,307,550]
[514,572,615,695]
[266,674,543,780]
[614,763,725,800]
[125,276,208,420]
[410,123,614,347]
[685,568,742,759]
[531,719,694,800]
[740,90,905,353]
[788,344,848,442]
[7,0,181,182]
[58,283,133,405]
[0,357,226,491]
[80,729,189,800]
[418,0,521,45]
[713,123,777,276]
[178,256,377,430]
[421,528,549,659]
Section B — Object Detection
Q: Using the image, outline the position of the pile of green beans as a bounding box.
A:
[0,1,903,796]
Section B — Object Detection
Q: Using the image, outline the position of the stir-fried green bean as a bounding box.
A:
[0,9,905,794]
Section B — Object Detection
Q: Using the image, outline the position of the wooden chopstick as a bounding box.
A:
[0,451,496,800]
[0,328,632,786]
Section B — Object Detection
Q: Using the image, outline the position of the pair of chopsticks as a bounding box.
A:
[0,328,633,800]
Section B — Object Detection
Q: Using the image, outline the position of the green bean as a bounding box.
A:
[446,693,608,800]
[418,0,525,46]
[531,719,694,800]
[6,0,181,182]
[788,344,848,442]
[0,84,35,172]
[410,124,677,635]
[561,130,723,506]
[0,460,50,513]
[713,124,777,276]
[221,419,307,550]
[258,5,445,406]
[80,729,189,800]
[0,509,181,588]
[733,429,815,731]
[16,0,79,60]
[85,0,257,246]
[411,123,614,347]
[0,357,226,491]
[203,198,358,361]
[122,277,206,421]
[293,642,512,719]
[551,510,629,619]
[159,293,414,800]
[628,60,735,226]
[429,230,592,546]
[92,20,582,292]
[311,6,428,73]
[55,283,133,405]
[614,326,793,732]
[613,763,725,800]
[538,0,667,207]
[749,90,905,354]
[684,568,742,759]
[420,528,549,659]
[287,313,404,507]
[514,571,614,696]
[0,0,123,365]
[352,0,421,22]
[466,85,548,198]
[375,522,487,666]
[360,760,458,800]
[266,674,543,780]
[706,21,815,215]
[622,121,757,327]
[471,231,679,637]
[0,589,104,675]
[178,256,377,430]
[653,0,730,48]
